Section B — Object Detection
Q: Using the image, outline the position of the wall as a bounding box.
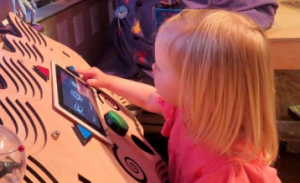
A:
[0,0,110,66]
[0,0,13,20]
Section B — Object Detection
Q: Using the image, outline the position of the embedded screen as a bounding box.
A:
[55,65,106,136]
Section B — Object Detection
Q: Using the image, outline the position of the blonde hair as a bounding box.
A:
[156,9,278,163]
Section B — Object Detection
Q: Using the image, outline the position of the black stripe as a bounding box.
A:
[6,16,22,38]
[16,100,38,144]
[25,102,47,147]
[2,36,15,52]
[25,43,37,61]
[38,32,47,47]
[6,97,28,140]
[23,175,33,183]
[28,26,41,45]
[0,63,19,92]
[28,156,59,183]
[78,174,91,183]
[17,60,43,99]
[15,17,30,41]
[13,39,25,56]
[3,57,27,95]
[0,99,18,133]
[0,73,7,89]
[62,51,70,58]
[97,91,104,104]
[26,165,46,183]
[11,59,35,97]
[32,44,44,63]
[19,41,31,59]
[20,20,36,44]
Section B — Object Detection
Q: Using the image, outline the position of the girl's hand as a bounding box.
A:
[76,67,111,88]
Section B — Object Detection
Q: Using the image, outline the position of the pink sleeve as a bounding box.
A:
[194,165,235,183]
[156,96,176,137]
[195,163,281,183]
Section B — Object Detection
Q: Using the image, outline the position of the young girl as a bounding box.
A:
[77,9,280,182]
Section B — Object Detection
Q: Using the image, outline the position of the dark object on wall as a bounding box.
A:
[35,0,57,9]
[288,104,300,120]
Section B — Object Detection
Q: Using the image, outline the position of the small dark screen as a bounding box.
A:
[55,65,106,136]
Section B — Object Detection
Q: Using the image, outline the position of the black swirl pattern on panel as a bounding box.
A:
[112,144,147,182]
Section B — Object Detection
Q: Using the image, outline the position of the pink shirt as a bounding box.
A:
[157,96,281,183]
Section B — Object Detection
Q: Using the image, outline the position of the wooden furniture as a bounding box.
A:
[266,2,300,69]
[266,2,300,144]
[0,13,168,183]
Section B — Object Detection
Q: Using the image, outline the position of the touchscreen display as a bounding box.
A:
[55,65,106,136]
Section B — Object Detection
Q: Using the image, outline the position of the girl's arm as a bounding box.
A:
[76,67,161,114]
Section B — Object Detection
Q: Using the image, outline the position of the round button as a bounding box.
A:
[105,111,129,136]
[115,5,129,19]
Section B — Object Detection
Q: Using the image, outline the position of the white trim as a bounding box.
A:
[33,0,83,22]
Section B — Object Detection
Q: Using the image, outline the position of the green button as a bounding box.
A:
[105,111,129,136]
